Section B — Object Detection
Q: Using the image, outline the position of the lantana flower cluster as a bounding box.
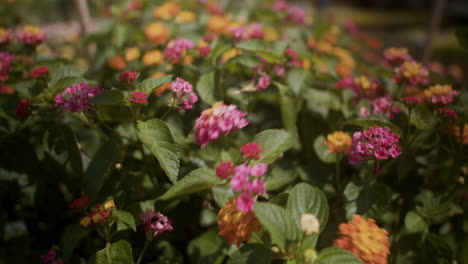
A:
[16,25,47,46]
[195,102,248,147]
[424,84,460,105]
[324,131,353,155]
[164,38,195,64]
[169,77,198,109]
[360,96,402,118]
[54,82,103,112]
[272,0,307,25]
[79,200,115,228]
[393,61,429,86]
[216,142,268,212]
[0,52,14,83]
[140,209,173,239]
[335,76,379,101]
[40,247,64,264]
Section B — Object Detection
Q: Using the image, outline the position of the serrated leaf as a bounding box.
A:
[139,75,173,94]
[158,168,221,200]
[89,89,125,105]
[136,119,180,184]
[254,129,294,164]
[89,240,134,264]
[61,225,89,261]
[409,105,437,130]
[227,243,277,264]
[196,71,217,105]
[347,115,403,136]
[313,135,337,163]
[187,229,227,264]
[253,202,300,251]
[114,210,136,231]
[315,247,363,264]
[50,65,85,82]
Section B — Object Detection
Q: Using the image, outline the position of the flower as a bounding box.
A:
[216,161,235,179]
[335,76,378,100]
[150,72,171,96]
[0,27,12,45]
[30,66,49,79]
[334,215,390,264]
[15,99,31,120]
[255,72,271,90]
[250,163,268,177]
[221,48,241,64]
[443,123,468,144]
[197,44,211,57]
[164,38,195,64]
[240,142,262,160]
[285,5,306,25]
[140,209,173,238]
[16,25,46,45]
[54,82,102,112]
[80,201,115,228]
[129,91,148,104]
[394,61,429,86]
[247,178,265,196]
[217,197,262,247]
[119,71,138,83]
[263,26,279,41]
[0,86,14,94]
[125,47,141,62]
[153,2,180,20]
[424,84,460,105]
[349,126,401,165]
[195,102,248,147]
[169,77,198,109]
[237,192,256,212]
[69,195,89,212]
[301,213,320,236]
[107,55,127,70]
[40,247,63,264]
[324,131,352,154]
[383,48,412,65]
[175,11,196,24]
[145,23,169,45]
[0,52,14,82]
[366,96,401,118]
[142,50,164,66]
[437,108,459,122]
[401,96,421,106]
[206,15,231,34]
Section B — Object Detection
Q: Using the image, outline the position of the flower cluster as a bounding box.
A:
[324,131,352,155]
[228,23,264,42]
[153,1,180,20]
[349,126,401,165]
[0,27,12,45]
[334,215,390,264]
[383,47,412,66]
[69,195,90,212]
[16,99,31,120]
[393,61,429,86]
[272,0,306,25]
[0,52,14,83]
[129,91,149,104]
[140,209,173,239]
[16,25,47,46]
[424,84,460,105]
[144,23,169,45]
[30,66,49,80]
[80,200,115,228]
[335,76,379,100]
[437,108,459,122]
[360,96,401,118]
[164,38,195,64]
[217,197,262,247]
[195,102,248,147]
[54,82,103,112]
[169,77,198,109]
[40,247,63,264]
[119,71,138,83]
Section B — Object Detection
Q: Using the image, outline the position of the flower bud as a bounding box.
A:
[304,248,317,263]
[301,213,320,236]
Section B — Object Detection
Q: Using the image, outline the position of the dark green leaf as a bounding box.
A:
[89,90,125,105]
[61,224,89,261]
[195,71,217,105]
[315,247,363,264]
[347,115,403,136]
[254,129,294,164]
[89,240,134,264]
[227,243,278,264]
[158,168,221,200]
[405,211,427,233]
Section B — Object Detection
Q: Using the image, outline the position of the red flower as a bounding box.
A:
[437,108,459,122]
[69,195,90,212]
[129,91,149,104]
[15,99,31,120]
[119,72,138,83]
[240,142,262,160]
[216,161,234,179]
[30,66,49,79]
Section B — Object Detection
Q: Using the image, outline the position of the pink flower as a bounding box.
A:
[236,192,255,212]
[272,0,289,11]
[229,26,247,41]
[170,77,198,109]
[384,48,412,66]
[69,195,89,212]
[285,6,306,25]
[30,66,49,79]
[247,178,266,195]
[394,61,429,86]
[401,96,421,106]
[54,82,102,112]
[0,52,14,82]
[119,72,138,83]
[198,45,211,57]
[369,96,401,118]
[40,248,56,263]
[195,102,248,147]
[273,64,286,77]
[230,173,249,191]
[240,142,262,160]
[164,38,195,63]
[349,126,401,165]
[216,161,234,179]
[256,72,271,90]
[129,91,149,104]
[437,108,459,122]
[250,163,268,177]
[16,25,47,46]
[0,29,12,45]
[16,99,31,120]
[140,209,173,238]
[247,23,264,39]
[360,107,370,117]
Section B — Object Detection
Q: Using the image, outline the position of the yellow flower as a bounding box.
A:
[302,59,311,70]
[401,61,424,78]
[324,131,352,154]
[182,55,194,65]
[107,55,127,70]
[175,11,196,24]
[104,200,115,210]
[333,47,355,69]
[143,50,164,66]
[263,26,278,42]
[206,15,231,35]
[80,216,91,227]
[125,47,141,62]
[334,215,390,264]
[424,84,453,97]
[153,2,180,20]
[221,48,240,64]
[91,212,103,224]
[23,25,42,34]
[301,213,320,235]
[217,198,262,247]
[145,23,169,45]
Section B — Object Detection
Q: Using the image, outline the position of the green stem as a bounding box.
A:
[335,154,341,194]
[104,225,112,264]
[160,107,173,120]
[136,239,151,264]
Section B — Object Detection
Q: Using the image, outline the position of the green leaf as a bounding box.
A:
[286,68,307,94]
[347,115,403,136]
[226,53,262,67]
[344,181,363,202]
[313,135,336,163]
[409,104,437,130]
[187,229,227,264]
[113,23,128,48]
[9,80,46,98]
[89,89,125,105]
[114,210,136,232]
[227,243,278,264]
[139,75,173,94]
[83,136,122,196]
[212,185,234,208]
[50,76,88,92]
[455,28,468,49]
[405,211,427,233]
[50,65,85,82]
[265,166,297,191]
[158,168,221,200]
[253,129,294,164]
[61,224,89,261]
[303,88,341,118]
[254,50,283,63]
[196,71,217,105]
[275,82,298,133]
[136,119,180,184]
[96,105,133,122]
[253,202,300,251]
[315,247,363,264]
[236,39,265,51]
[89,240,134,264]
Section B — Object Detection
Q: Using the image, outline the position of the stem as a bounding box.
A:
[136,239,151,264]
[215,67,224,101]
[335,154,341,194]
[160,107,173,120]
[104,225,112,264]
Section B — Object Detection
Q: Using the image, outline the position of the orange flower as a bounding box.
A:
[334,215,390,264]
[125,47,140,62]
[221,48,240,64]
[443,123,468,144]
[324,131,352,154]
[107,55,126,70]
[217,197,262,247]
[263,26,278,42]
[153,2,180,20]
[143,50,164,66]
[206,15,231,35]
[176,11,196,24]
[150,72,171,96]
[145,23,169,45]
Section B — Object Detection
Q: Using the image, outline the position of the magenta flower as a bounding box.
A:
[349,126,401,165]
[247,178,266,195]
[140,209,173,239]
[361,96,401,118]
[393,61,429,86]
[229,26,247,41]
[198,45,211,57]
[40,248,63,264]
[237,192,255,212]
[119,72,138,83]
[0,52,14,82]
[30,66,49,79]
[437,108,459,122]
[170,77,198,109]
[194,102,248,147]
[0,29,11,45]
[256,72,271,90]
[16,25,47,46]
[285,6,306,25]
[240,142,262,160]
[69,195,90,212]
[15,99,31,120]
[230,172,249,192]
[216,161,234,179]
[250,163,268,177]
[401,96,421,106]
[54,82,102,112]
[129,91,149,104]
[164,38,195,63]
